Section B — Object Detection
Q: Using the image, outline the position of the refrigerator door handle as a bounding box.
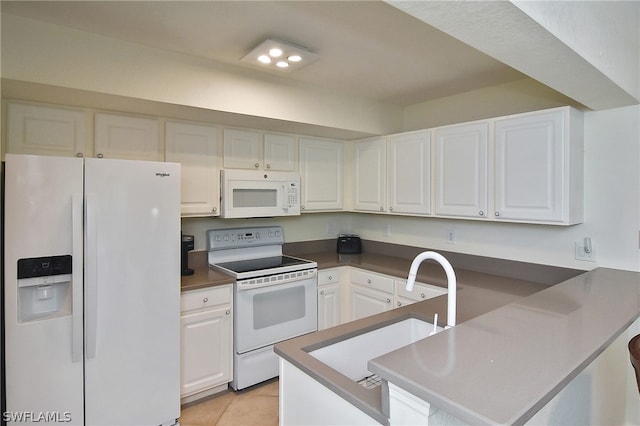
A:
[85,193,98,359]
[72,193,84,362]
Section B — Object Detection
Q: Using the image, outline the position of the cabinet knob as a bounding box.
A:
[328,275,333,281]
[367,279,372,284]
[254,163,260,168]
[266,163,271,169]
[479,211,484,216]
[76,153,84,158]
[320,290,325,295]
[301,205,305,210]
[495,212,501,217]
[202,297,208,303]
[397,301,402,307]
[212,207,217,213]
[379,206,384,211]
[420,293,426,299]
[389,207,393,212]
[97,153,104,159]
[386,298,391,304]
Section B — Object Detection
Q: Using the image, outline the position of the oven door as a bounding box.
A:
[235,273,317,354]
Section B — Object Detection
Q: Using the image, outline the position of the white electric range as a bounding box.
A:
[207,226,318,390]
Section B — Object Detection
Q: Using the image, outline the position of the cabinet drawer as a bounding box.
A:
[396,280,446,302]
[318,268,341,286]
[181,285,232,313]
[350,269,393,294]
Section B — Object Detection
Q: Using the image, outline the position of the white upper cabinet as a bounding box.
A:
[95,113,161,161]
[494,107,583,224]
[264,133,297,171]
[7,101,87,158]
[434,121,489,219]
[165,121,220,217]
[299,137,344,211]
[223,128,261,169]
[223,129,297,171]
[387,130,431,215]
[354,136,387,212]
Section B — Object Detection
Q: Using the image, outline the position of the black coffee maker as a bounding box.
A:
[181,233,195,276]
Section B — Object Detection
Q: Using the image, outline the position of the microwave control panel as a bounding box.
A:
[287,182,298,208]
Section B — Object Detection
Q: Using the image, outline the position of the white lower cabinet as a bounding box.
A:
[348,269,394,321]
[317,268,343,330]
[318,267,451,325]
[180,285,233,402]
[394,279,447,308]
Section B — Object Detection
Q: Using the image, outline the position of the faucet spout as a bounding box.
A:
[406,251,456,328]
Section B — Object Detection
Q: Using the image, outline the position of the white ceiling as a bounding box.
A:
[1,0,529,107]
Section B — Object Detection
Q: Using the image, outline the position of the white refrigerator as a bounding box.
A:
[3,154,181,425]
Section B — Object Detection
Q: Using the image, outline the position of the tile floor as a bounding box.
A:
[179,379,279,426]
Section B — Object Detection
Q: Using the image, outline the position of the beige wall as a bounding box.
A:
[0,14,402,139]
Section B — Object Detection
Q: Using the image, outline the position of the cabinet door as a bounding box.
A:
[395,280,447,304]
[264,133,297,171]
[223,128,261,169]
[434,122,488,218]
[94,113,160,161]
[318,283,341,330]
[299,137,344,211]
[387,130,431,215]
[494,110,564,222]
[349,285,393,321]
[7,102,86,157]
[354,137,386,212]
[180,305,232,397]
[165,122,219,216]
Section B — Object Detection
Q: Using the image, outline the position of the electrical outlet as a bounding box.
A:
[384,224,391,237]
[575,242,596,262]
[446,229,456,244]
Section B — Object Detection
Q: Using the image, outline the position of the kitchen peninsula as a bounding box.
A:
[270,242,640,426]
[180,239,639,424]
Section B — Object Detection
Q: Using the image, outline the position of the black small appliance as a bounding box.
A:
[337,234,362,254]
[181,233,195,276]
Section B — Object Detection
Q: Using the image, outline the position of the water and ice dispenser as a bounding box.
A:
[17,255,73,322]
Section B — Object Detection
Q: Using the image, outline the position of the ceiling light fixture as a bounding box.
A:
[241,38,319,72]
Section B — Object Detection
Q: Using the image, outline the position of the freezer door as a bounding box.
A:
[83,158,181,425]
[3,154,85,425]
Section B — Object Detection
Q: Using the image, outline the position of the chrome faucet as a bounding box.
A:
[406,251,457,328]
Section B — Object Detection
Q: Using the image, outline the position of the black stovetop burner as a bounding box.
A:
[215,255,313,275]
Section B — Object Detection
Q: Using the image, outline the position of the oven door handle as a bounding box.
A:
[236,269,317,291]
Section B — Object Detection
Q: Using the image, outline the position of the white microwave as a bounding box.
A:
[220,169,301,218]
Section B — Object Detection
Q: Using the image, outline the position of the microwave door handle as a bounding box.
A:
[282,184,288,211]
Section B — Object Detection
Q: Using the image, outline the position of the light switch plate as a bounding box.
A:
[575,242,596,262]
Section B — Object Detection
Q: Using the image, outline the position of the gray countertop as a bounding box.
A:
[368,267,640,425]
[183,243,639,424]
[274,250,560,425]
[273,247,640,425]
